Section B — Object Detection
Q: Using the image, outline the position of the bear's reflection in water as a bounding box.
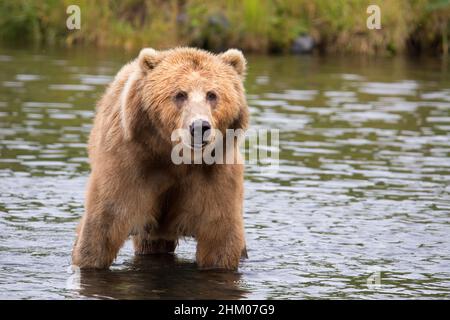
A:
[77,254,249,299]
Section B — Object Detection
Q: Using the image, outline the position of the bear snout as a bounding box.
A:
[189,119,212,147]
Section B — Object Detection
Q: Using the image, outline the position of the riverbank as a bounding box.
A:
[0,0,448,55]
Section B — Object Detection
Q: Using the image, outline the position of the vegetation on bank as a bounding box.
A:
[0,0,449,55]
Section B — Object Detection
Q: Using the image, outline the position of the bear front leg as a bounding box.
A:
[194,170,246,270]
[72,176,133,269]
[72,206,131,269]
[196,217,246,270]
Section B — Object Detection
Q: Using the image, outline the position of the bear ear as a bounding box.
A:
[138,48,164,71]
[219,49,247,78]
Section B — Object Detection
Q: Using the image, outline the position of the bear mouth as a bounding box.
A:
[191,141,209,150]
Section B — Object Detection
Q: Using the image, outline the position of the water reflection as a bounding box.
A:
[75,255,248,300]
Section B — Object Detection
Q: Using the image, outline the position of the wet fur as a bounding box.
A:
[72,47,249,270]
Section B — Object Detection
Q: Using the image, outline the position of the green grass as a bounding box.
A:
[0,0,448,55]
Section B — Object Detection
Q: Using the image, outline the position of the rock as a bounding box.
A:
[207,14,230,30]
[291,35,315,54]
[176,13,188,24]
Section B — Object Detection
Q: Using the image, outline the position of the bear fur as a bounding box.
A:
[72,47,249,270]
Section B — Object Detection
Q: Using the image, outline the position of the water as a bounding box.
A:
[0,46,449,299]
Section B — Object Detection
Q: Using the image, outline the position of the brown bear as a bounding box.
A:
[72,47,249,270]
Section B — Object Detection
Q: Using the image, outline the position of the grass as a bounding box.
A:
[0,0,448,55]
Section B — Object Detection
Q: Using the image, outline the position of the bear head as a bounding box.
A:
[120,47,249,152]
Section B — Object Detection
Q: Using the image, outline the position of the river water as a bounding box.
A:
[0,47,449,299]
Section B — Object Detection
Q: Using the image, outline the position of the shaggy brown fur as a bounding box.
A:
[72,47,249,270]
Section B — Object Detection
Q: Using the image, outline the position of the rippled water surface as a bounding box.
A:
[0,47,449,299]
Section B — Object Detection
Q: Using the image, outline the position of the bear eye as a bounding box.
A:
[174,91,188,103]
[206,91,217,102]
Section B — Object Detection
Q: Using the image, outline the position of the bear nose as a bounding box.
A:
[189,120,211,140]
